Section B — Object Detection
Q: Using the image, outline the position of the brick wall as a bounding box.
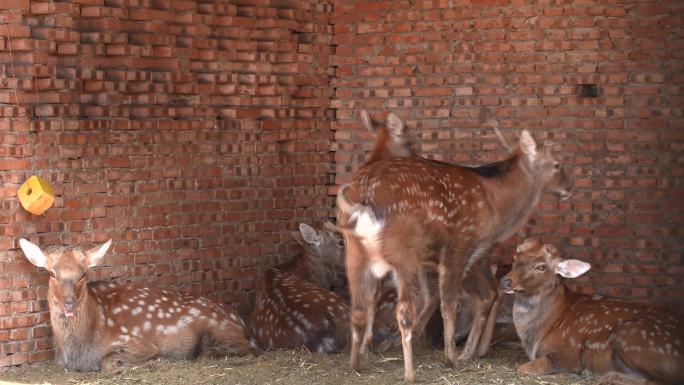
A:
[1,0,682,368]
[331,0,683,303]
[0,0,333,366]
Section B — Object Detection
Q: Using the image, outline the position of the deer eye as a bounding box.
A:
[535,264,547,272]
[553,163,561,170]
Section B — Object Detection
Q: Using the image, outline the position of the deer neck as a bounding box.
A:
[49,284,102,370]
[512,280,569,359]
[481,155,543,241]
[279,250,336,289]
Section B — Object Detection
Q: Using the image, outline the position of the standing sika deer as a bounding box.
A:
[337,128,571,382]
[357,110,506,359]
[250,223,350,353]
[19,238,258,372]
[501,239,684,385]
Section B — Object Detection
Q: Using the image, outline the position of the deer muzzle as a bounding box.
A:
[62,298,77,319]
[500,276,514,294]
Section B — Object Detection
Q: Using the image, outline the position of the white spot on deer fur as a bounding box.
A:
[146,313,152,319]
[143,321,151,331]
[189,307,201,317]
[132,307,142,316]
[107,318,114,327]
[112,307,122,314]
[120,326,128,333]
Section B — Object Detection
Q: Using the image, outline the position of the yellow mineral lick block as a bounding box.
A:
[18,175,55,215]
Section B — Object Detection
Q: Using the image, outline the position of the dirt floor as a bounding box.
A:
[0,342,594,385]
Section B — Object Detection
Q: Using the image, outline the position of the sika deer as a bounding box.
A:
[501,239,684,385]
[337,129,571,382]
[250,223,350,353]
[357,110,506,359]
[19,238,258,372]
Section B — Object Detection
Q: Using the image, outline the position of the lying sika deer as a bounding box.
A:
[501,239,684,385]
[250,223,350,353]
[19,238,258,372]
[337,128,572,382]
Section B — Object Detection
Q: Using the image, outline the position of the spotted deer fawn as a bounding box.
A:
[19,238,258,372]
[250,223,350,353]
[337,125,572,382]
[501,239,684,385]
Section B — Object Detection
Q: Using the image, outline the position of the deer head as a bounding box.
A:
[516,131,572,201]
[500,238,590,297]
[19,238,112,319]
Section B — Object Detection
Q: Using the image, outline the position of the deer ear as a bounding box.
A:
[290,231,305,246]
[299,223,321,245]
[386,113,405,140]
[519,130,538,160]
[555,259,591,279]
[19,238,48,269]
[85,239,112,268]
[360,110,373,131]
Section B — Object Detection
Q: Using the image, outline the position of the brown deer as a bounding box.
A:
[337,127,572,382]
[250,223,350,353]
[248,222,406,353]
[352,111,526,358]
[501,239,684,385]
[19,238,258,373]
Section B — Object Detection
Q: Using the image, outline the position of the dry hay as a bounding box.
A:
[0,342,594,385]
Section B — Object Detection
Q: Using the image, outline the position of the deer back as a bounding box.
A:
[250,269,350,352]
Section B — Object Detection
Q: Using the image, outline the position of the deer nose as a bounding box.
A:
[500,276,513,291]
[63,298,76,311]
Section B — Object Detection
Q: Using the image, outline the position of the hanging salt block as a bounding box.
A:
[18,175,55,215]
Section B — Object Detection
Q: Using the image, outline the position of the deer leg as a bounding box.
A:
[458,259,499,360]
[360,279,379,358]
[100,340,160,373]
[477,287,501,358]
[411,268,438,346]
[596,372,650,385]
[516,354,554,375]
[394,271,424,383]
[204,319,260,357]
[439,263,465,366]
[346,238,375,371]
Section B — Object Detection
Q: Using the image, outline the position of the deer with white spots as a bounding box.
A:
[249,223,351,353]
[356,110,508,359]
[19,238,258,373]
[501,239,684,385]
[337,126,572,382]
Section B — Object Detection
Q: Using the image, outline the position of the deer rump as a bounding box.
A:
[250,268,350,353]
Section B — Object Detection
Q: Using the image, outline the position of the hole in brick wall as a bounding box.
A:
[578,84,599,97]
